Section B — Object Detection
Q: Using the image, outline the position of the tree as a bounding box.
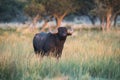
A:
[24,0,80,29]
[113,13,120,27]
[76,0,96,25]
[92,0,120,31]
[42,0,80,28]
[24,0,45,29]
[91,0,107,31]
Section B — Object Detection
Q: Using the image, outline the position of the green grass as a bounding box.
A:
[0,27,120,80]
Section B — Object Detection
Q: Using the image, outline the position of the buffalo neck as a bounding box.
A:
[56,34,67,41]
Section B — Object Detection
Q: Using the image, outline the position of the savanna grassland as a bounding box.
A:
[0,27,120,80]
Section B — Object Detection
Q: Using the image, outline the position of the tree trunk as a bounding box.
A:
[54,12,67,28]
[87,15,96,25]
[106,14,112,31]
[41,20,49,31]
[30,14,40,30]
[101,17,105,31]
[113,15,117,27]
[106,8,112,31]
[56,17,63,28]
[112,10,120,27]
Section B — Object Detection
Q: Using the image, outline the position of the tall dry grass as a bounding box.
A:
[0,27,120,80]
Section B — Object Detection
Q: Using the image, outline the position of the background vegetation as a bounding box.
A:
[0,0,120,31]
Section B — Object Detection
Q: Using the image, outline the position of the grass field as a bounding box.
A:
[0,27,120,80]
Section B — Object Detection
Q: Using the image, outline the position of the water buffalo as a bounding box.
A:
[33,27,73,59]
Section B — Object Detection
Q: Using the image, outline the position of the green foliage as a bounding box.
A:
[0,0,120,24]
[91,0,120,18]
[24,0,80,18]
[44,0,80,16]
[77,0,95,14]
[24,0,45,18]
